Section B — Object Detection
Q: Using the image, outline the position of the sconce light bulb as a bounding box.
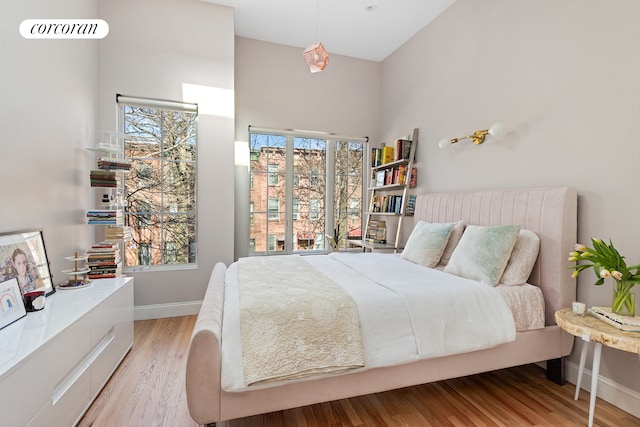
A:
[488,122,507,138]
[438,138,451,150]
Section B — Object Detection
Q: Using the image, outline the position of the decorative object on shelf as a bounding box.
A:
[0,229,55,297]
[0,278,27,330]
[303,0,328,72]
[572,301,586,315]
[23,290,45,311]
[569,238,639,317]
[438,121,507,149]
[58,252,92,290]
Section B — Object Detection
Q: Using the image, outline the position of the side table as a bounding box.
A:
[555,308,640,427]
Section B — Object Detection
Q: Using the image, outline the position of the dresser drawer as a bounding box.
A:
[0,315,91,427]
[26,368,91,427]
[91,280,134,348]
[91,321,134,397]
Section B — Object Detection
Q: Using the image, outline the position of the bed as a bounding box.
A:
[186,186,577,425]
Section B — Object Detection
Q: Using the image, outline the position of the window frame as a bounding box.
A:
[117,94,198,271]
[248,127,367,255]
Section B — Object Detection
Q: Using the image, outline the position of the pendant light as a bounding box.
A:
[303,0,328,73]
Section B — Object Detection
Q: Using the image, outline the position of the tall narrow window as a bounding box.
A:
[117,95,198,269]
[249,127,366,254]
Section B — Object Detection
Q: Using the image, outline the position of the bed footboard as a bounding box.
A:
[186,262,226,425]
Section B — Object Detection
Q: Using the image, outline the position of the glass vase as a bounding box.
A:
[612,283,636,317]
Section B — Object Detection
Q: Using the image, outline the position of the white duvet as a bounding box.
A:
[221,252,517,392]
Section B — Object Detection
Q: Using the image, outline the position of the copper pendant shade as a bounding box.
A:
[303,42,329,73]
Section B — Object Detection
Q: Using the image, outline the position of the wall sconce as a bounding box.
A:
[438,122,507,149]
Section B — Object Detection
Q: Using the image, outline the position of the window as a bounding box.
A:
[117,95,197,269]
[249,202,254,225]
[268,164,279,186]
[138,243,151,266]
[268,198,279,221]
[249,127,365,254]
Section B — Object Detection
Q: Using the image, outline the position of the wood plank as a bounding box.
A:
[78,316,639,427]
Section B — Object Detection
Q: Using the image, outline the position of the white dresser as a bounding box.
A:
[0,277,134,427]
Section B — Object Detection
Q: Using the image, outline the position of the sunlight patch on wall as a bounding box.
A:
[182,83,234,118]
[235,140,249,167]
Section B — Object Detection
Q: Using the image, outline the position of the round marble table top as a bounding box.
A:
[555,308,640,354]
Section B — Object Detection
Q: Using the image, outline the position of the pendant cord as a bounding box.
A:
[315,0,319,42]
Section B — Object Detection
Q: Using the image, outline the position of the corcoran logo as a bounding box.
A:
[19,19,109,39]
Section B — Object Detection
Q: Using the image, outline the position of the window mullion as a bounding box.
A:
[284,136,294,253]
[325,139,335,247]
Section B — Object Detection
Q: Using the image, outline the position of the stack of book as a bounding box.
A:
[588,306,640,332]
[405,195,417,216]
[97,157,131,171]
[87,242,122,279]
[105,225,131,241]
[366,220,387,243]
[90,170,118,187]
[86,209,123,225]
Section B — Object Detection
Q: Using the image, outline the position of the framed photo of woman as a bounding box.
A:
[0,230,55,297]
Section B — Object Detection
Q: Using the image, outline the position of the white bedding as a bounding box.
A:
[221,253,529,392]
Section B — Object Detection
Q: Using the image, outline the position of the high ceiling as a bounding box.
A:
[202,0,456,62]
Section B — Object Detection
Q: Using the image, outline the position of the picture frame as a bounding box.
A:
[0,229,55,297]
[375,170,386,187]
[0,278,27,330]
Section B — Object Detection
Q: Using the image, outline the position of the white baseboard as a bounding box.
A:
[134,301,202,320]
[566,359,640,419]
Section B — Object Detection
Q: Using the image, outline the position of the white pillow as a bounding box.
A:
[444,224,520,286]
[499,229,540,286]
[401,221,456,268]
[438,220,465,266]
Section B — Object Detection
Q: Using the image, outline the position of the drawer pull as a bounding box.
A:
[53,327,115,404]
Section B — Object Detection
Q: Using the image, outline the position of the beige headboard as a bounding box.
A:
[413,187,577,325]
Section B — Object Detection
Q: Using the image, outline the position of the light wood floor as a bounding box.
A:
[78,316,640,427]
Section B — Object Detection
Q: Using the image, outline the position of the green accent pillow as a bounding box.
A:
[401,221,456,268]
[444,224,521,286]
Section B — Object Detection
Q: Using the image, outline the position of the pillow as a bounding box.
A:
[499,229,540,286]
[438,220,465,266]
[444,224,520,286]
[401,221,456,268]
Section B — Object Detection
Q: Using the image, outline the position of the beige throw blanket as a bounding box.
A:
[238,255,365,385]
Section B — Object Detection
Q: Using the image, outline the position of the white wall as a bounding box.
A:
[99,0,235,308]
[1,0,99,285]
[234,37,382,259]
[381,0,640,407]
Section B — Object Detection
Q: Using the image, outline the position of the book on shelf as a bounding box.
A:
[394,139,412,161]
[588,306,640,332]
[366,220,387,243]
[97,157,131,171]
[371,147,382,167]
[405,195,417,216]
[410,167,417,187]
[90,171,119,187]
[87,241,122,278]
[381,146,394,164]
[105,226,131,241]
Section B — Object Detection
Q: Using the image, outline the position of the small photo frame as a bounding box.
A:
[375,170,386,187]
[0,229,55,297]
[0,278,27,330]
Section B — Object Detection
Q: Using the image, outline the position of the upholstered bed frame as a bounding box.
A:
[186,186,578,425]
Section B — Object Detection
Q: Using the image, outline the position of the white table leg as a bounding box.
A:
[588,342,603,427]
[575,340,590,400]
